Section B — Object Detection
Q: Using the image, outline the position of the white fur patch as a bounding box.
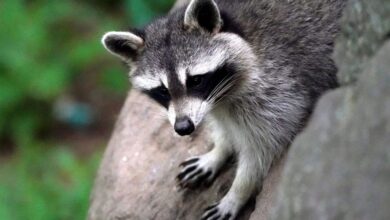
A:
[161,74,169,88]
[132,75,161,90]
[168,104,176,126]
[189,50,227,76]
[177,67,187,86]
[132,70,173,91]
[101,31,144,59]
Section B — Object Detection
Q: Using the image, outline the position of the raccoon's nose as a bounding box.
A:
[174,117,195,136]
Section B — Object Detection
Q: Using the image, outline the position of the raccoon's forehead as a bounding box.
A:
[132,45,228,90]
[142,18,228,71]
[139,34,229,76]
[131,17,240,90]
[184,47,227,76]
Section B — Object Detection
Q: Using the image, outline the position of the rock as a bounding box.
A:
[271,41,390,220]
[87,90,285,220]
[334,0,390,85]
[270,0,390,219]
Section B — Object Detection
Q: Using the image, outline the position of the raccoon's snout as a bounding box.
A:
[174,116,195,136]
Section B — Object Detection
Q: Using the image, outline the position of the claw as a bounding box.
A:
[185,168,203,181]
[179,157,199,167]
[201,202,234,220]
[201,207,218,220]
[177,165,196,181]
[198,170,212,184]
[177,153,221,189]
[204,203,219,212]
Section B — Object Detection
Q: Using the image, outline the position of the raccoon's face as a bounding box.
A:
[102,0,254,136]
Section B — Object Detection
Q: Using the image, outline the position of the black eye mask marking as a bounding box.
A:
[187,75,204,88]
[143,85,171,109]
[187,63,238,101]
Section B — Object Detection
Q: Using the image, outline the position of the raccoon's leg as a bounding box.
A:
[177,123,233,188]
[201,138,263,220]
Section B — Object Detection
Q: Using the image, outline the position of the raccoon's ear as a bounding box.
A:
[101,31,144,61]
[184,0,222,34]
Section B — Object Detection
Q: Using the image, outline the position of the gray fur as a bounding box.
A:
[102,0,346,219]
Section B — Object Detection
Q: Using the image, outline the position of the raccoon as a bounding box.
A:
[101,0,345,219]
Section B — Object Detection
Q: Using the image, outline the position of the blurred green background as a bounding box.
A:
[0,0,175,219]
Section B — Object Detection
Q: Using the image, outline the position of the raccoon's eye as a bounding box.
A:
[187,75,204,88]
[159,86,170,98]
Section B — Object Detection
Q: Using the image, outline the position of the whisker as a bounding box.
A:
[206,74,236,102]
[206,76,242,111]
[207,75,239,104]
[209,85,236,109]
[207,78,234,103]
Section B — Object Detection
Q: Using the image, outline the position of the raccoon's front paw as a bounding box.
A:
[201,198,239,220]
[176,153,222,188]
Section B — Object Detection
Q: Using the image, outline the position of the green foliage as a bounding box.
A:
[0,144,102,220]
[99,66,130,94]
[0,0,119,145]
[126,0,176,26]
[0,0,176,145]
[0,0,174,219]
